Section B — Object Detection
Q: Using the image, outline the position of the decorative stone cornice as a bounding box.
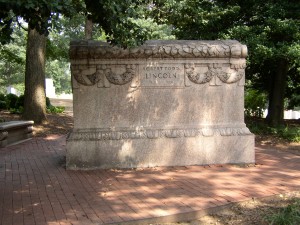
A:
[68,127,252,141]
[69,40,247,60]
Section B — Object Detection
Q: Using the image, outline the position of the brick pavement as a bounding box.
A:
[0,135,299,225]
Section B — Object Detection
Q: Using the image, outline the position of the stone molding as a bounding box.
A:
[69,40,247,60]
[104,64,136,85]
[72,62,246,87]
[184,63,244,84]
[68,127,252,141]
[71,64,138,86]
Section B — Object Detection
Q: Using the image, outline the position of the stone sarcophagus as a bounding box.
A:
[67,40,255,169]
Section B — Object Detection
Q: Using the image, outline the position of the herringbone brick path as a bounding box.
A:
[0,135,299,225]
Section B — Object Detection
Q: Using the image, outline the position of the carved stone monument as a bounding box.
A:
[67,40,255,169]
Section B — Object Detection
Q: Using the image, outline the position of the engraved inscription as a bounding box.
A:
[140,64,184,88]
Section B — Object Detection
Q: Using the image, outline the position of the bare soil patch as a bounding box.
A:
[0,110,73,137]
[154,192,300,225]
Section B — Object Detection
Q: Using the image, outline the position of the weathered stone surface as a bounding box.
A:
[67,135,254,169]
[69,40,248,60]
[67,40,254,169]
[0,121,34,147]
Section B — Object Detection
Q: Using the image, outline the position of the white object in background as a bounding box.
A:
[6,86,19,96]
[45,78,56,98]
[284,110,300,120]
[263,109,300,120]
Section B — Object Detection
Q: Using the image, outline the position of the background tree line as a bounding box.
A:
[0,0,299,126]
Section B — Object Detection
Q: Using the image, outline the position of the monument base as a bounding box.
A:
[66,128,254,169]
[68,40,255,170]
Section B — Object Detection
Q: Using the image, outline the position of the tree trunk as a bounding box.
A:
[23,28,47,124]
[85,18,93,40]
[266,59,289,126]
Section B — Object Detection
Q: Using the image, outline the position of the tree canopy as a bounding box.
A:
[0,0,155,123]
[152,0,300,125]
[0,0,299,125]
[0,0,82,41]
[0,24,26,93]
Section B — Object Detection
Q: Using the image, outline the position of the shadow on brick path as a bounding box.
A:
[0,135,299,225]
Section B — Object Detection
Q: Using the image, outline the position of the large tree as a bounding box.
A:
[0,0,81,123]
[0,0,153,123]
[152,0,300,126]
[23,28,47,122]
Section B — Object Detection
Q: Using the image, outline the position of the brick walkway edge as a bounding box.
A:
[0,135,299,225]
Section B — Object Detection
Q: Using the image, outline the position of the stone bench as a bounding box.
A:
[0,121,34,147]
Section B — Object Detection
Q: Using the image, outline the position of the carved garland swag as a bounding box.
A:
[71,63,245,86]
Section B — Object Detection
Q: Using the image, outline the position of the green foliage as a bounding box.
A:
[279,127,300,142]
[1,1,173,100]
[131,18,175,40]
[0,24,26,93]
[43,6,174,94]
[46,14,97,61]
[266,126,300,143]
[44,12,175,93]
[0,94,65,114]
[0,93,24,113]
[0,93,6,109]
[5,93,18,109]
[46,97,51,108]
[153,0,300,78]
[85,0,154,47]
[45,14,109,95]
[6,93,23,114]
[0,93,5,101]
[153,0,300,125]
[0,0,83,38]
[287,95,300,110]
[46,60,71,94]
[15,94,24,108]
[0,101,6,109]
[0,0,84,122]
[245,89,267,118]
[46,105,65,114]
[0,4,13,44]
[264,200,300,225]
[0,2,86,98]
[151,0,240,40]
[9,106,23,114]
[220,19,300,97]
[246,118,300,142]
[45,97,65,113]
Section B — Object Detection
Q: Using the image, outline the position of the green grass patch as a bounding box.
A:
[46,105,65,114]
[264,200,300,225]
[246,117,300,142]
